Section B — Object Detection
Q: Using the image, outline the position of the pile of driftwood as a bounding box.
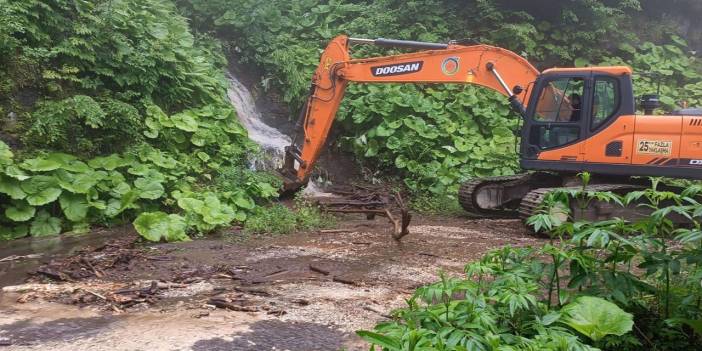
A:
[33,236,142,282]
[314,184,411,240]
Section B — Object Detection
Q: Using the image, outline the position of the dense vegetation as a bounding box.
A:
[2,1,702,350]
[181,0,702,195]
[358,177,702,350]
[0,0,278,241]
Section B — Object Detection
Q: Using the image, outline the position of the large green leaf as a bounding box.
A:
[134,178,165,200]
[88,154,129,170]
[233,192,255,210]
[146,104,173,128]
[0,175,27,200]
[133,211,190,242]
[104,190,140,217]
[21,176,63,206]
[5,202,36,222]
[144,150,178,169]
[59,193,90,222]
[20,157,62,172]
[56,170,101,194]
[61,160,92,173]
[561,296,634,341]
[177,197,205,212]
[199,195,236,225]
[171,111,199,132]
[30,211,62,237]
[4,165,29,180]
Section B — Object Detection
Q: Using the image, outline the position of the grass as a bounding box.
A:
[409,191,465,216]
[243,199,336,236]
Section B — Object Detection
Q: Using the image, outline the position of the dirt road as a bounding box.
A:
[0,215,543,351]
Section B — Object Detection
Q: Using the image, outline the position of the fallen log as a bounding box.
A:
[332,276,358,286]
[0,254,42,263]
[208,297,260,312]
[309,264,330,276]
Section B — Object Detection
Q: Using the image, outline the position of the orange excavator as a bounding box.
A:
[279,35,702,220]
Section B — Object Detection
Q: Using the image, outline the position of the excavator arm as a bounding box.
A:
[279,35,540,192]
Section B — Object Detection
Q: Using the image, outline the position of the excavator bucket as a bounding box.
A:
[278,145,307,195]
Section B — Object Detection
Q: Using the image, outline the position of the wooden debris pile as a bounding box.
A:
[315,184,412,240]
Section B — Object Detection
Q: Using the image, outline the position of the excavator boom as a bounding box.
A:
[280,35,539,191]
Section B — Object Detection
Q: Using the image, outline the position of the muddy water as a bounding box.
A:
[0,227,132,287]
[0,217,540,350]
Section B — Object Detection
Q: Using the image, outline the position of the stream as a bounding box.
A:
[226,73,291,171]
[226,72,329,197]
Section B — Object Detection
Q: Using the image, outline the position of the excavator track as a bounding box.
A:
[458,173,563,217]
[517,187,554,221]
[518,183,647,223]
[458,174,528,216]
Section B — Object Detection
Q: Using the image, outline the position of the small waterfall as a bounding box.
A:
[226,72,332,197]
[227,73,291,171]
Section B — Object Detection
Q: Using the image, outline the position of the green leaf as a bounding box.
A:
[376,124,393,137]
[171,111,199,132]
[4,165,30,180]
[146,104,173,128]
[177,197,204,212]
[386,136,402,150]
[145,150,178,169]
[356,331,400,350]
[149,23,169,39]
[196,152,210,162]
[30,211,62,237]
[88,154,128,170]
[134,178,165,200]
[561,296,633,341]
[21,176,62,206]
[104,190,140,217]
[59,193,90,222]
[133,212,190,242]
[20,157,62,172]
[144,129,159,138]
[57,171,101,194]
[233,193,255,210]
[0,225,28,240]
[0,175,27,200]
[454,138,470,152]
[61,160,92,173]
[5,202,36,222]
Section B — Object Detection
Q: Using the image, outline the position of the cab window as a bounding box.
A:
[535,77,584,123]
[591,77,619,129]
[530,77,583,150]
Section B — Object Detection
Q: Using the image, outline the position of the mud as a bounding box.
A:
[0,215,543,350]
[0,226,133,287]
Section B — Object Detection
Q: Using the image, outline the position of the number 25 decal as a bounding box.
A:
[637,140,672,156]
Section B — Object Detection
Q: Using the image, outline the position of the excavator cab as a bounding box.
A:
[520,68,636,172]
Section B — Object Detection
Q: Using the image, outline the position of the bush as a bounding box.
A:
[244,201,334,235]
[0,0,276,241]
[360,180,702,350]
